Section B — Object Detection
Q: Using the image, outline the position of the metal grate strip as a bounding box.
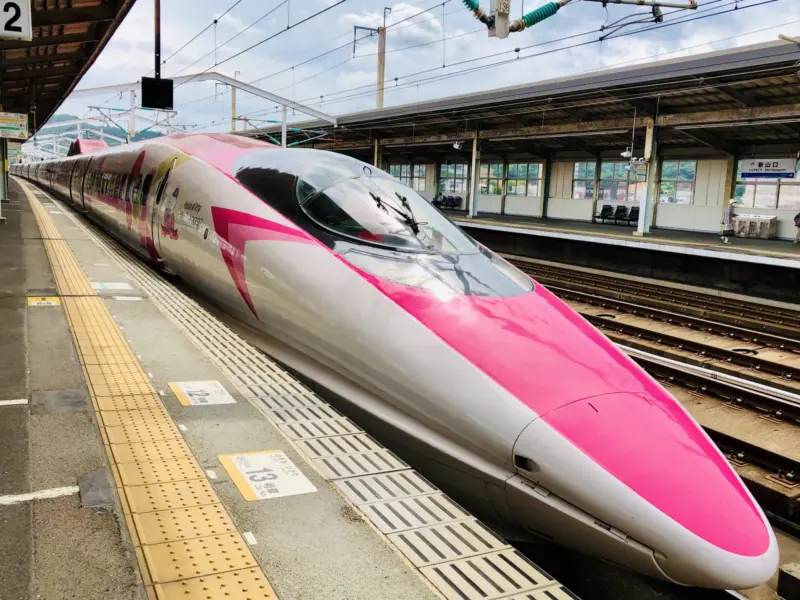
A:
[268,405,342,423]
[420,549,556,600]
[388,518,507,567]
[296,433,384,457]
[277,417,361,440]
[361,493,469,533]
[335,471,438,505]
[312,450,407,479]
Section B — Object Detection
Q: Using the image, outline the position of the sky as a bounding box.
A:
[50,0,800,135]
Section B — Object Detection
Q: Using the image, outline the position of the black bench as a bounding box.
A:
[612,205,629,224]
[596,204,614,223]
[623,206,640,226]
[433,195,462,210]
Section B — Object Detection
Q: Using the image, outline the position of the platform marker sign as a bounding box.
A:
[169,380,237,406]
[0,111,28,140]
[219,450,317,501]
[0,1,32,42]
[27,297,61,307]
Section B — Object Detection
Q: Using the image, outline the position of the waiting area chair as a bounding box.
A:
[596,204,614,223]
[624,206,640,226]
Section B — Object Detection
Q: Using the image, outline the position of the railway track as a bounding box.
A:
[506,256,800,532]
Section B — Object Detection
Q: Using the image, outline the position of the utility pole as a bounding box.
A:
[231,70,239,133]
[128,89,136,141]
[354,7,390,110]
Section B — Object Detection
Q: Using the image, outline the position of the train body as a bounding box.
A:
[13,133,778,589]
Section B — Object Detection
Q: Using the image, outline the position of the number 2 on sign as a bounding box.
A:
[3,2,21,32]
[246,468,277,482]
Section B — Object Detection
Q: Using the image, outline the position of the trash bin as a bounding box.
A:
[732,214,778,239]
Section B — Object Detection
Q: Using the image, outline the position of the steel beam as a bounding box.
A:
[0,31,100,50]
[0,51,88,69]
[657,103,800,126]
[3,65,82,81]
[678,129,736,155]
[32,5,117,27]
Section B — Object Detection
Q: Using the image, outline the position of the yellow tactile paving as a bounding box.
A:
[132,504,236,545]
[124,480,219,513]
[118,458,206,487]
[100,408,171,428]
[143,534,258,584]
[22,182,278,600]
[105,420,181,445]
[154,569,277,600]
[111,440,194,464]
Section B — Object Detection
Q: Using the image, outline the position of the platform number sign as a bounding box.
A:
[219,450,317,501]
[0,1,32,41]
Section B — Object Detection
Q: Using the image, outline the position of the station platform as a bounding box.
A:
[0,178,576,600]
[451,213,800,270]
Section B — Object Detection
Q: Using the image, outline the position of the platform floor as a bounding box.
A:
[451,213,800,265]
[1,178,575,600]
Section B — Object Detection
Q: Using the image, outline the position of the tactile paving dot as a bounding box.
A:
[118,458,204,487]
[143,534,256,583]
[105,420,180,444]
[111,439,192,464]
[154,568,276,599]
[96,394,163,411]
[133,504,235,545]
[125,480,219,513]
[100,408,171,428]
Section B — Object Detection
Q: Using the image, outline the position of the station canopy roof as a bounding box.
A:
[0,0,136,133]
[241,39,800,159]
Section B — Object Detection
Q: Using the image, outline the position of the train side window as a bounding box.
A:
[141,174,153,205]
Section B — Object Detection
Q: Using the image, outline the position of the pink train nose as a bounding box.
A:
[543,391,771,558]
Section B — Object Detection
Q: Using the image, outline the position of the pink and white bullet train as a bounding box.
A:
[14,133,778,590]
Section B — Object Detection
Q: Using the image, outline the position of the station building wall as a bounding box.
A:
[654,159,727,234]
[546,161,594,222]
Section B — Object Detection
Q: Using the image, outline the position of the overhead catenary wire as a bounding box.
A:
[184,0,786,132]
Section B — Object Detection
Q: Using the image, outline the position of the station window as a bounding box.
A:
[572,161,596,200]
[479,163,504,194]
[389,164,411,186]
[506,162,543,197]
[412,165,426,192]
[440,163,468,194]
[600,160,646,202]
[658,160,696,204]
[734,160,800,210]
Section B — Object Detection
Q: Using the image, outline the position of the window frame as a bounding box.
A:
[412,164,427,192]
[505,162,543,197]
[439,163,469,194]
[572,161,597,200]
[599,160,648,203]
[389,164,412,186]
[658,159,697,205]
[479,162,504,195]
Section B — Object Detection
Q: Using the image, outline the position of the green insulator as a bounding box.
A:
[462,0,481,10]
[521,2,559,27]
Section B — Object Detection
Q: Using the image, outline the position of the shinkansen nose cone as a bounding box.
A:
[511,392,778,589]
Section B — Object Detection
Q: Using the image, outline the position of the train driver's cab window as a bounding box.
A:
[298,159,477,255]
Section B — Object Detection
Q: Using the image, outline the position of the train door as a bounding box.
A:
[79,158,93,212]
[68,160,81,205]
[151,159,177,259]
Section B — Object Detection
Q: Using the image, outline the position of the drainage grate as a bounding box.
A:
[313,450,406,479]
[388,518,507,567]
[420,549,555,600]
[297,433,383,457]
[278,417,361,440]
[336,471,438,505]
[503,587,581,600]
[361,493,469,533]
[268,405,342,423]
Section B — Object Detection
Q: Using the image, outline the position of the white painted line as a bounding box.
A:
[147,372,153,379]
[243,531,258,545]
[158,390,165,396]
[206,470,218,480]
[113,296,143,301]
[0,486,80,506]
[178,424,188,432]
[0,398,27,407]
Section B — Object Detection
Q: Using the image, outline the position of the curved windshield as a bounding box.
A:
[300,172,477,254]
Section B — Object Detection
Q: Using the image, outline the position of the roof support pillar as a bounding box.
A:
[635,119,658,236]
[373,139,383,169]
[541,155,552,219]
[467,136,480,218]
[281,105,288,148]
